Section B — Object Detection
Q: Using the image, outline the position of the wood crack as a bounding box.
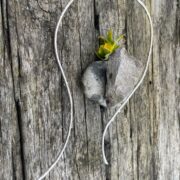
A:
[4,1,26,179]
[11,148,17,180]
[93,0,111,178]
[14,99,26,180]
[36,0,51,14]
[75,160,81,180]
[94,0,99,31]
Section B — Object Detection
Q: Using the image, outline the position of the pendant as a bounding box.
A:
[82,47,143,108]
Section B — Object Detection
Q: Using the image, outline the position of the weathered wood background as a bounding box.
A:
[0,0,179,179]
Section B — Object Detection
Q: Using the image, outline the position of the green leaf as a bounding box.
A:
[95,29,125,60]
[105,53,111,60]
[115,34,125,43]
[107,30,114,44]
[95,52,103,60]
[113,45,120,52]
[99,36,108,45]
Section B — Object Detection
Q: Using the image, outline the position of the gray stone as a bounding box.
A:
[82,61,107,107]
[106,48,144,107]
[82,48,144,108]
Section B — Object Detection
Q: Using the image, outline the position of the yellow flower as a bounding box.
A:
[103,43,114,52]
[96,30,125,60]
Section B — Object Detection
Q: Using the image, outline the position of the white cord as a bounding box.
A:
[102,0,154,165]
[38,0,153,178]
[38,0,74,179]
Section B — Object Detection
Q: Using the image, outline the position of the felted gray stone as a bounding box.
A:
[82,61,107,107]
[106,48,144,107]
[82,48,144,108]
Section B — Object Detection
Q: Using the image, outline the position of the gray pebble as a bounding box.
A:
[106,48,144,107]
[82,61,107,107]
[82,48,144,108]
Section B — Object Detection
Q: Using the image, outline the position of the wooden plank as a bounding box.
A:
[0,0,179,179]
[0,0,24,179]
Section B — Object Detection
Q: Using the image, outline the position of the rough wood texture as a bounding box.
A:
[0,0,179,179]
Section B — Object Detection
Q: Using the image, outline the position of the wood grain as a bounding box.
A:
[0,0,179,179]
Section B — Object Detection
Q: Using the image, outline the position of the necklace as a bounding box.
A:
[38,0,153,179]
